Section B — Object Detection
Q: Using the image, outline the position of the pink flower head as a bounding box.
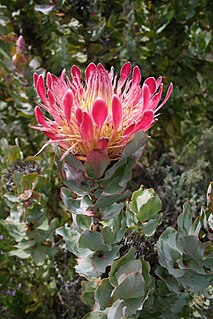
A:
[33,62,173,160]
[16,35,26,53]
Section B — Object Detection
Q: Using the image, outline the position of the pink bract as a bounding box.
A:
[33,62,173,160]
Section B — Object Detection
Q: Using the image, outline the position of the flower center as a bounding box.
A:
[83,68,113,112]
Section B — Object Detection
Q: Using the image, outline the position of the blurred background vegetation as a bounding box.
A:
[0,0,212,318]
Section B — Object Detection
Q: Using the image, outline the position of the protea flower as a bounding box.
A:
[33,62,173,161]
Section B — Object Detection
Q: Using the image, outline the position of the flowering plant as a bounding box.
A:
[30,62,212,318]
[32,62,173,317]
